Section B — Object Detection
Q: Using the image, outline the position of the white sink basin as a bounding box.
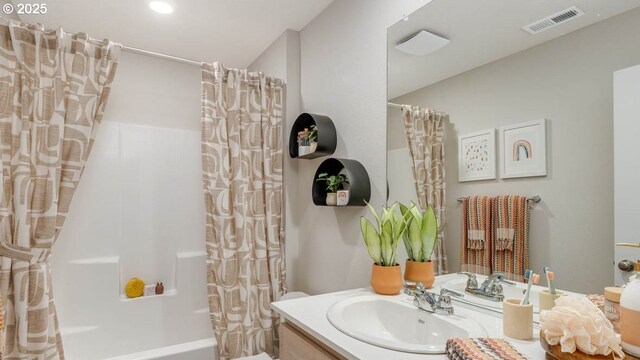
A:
[326,295,486,354]
[441,275,539,313]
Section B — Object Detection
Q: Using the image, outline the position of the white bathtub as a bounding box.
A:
[104,339,218,360]
[55,251,217,359]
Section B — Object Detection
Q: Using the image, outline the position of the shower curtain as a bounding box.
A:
[402,106,448,275]
[201,62,286,360]
[0,20,120,359]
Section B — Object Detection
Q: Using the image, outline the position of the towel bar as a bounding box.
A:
[457,195,541,203]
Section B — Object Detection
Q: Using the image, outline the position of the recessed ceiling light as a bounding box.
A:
[149,0,174,14]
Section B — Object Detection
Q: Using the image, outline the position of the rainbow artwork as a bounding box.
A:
[512,139,532,161]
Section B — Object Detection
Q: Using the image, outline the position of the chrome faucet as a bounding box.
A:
[405,282,463,315]
[458,272,516,302]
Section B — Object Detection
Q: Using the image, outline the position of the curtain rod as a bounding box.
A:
[457,195,541,203]
[122,45,201,66]
[57,28,202,66]
[388,102,402,109]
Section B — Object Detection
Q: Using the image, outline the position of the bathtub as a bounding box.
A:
[103,338,218,360]
[55,250,218,360]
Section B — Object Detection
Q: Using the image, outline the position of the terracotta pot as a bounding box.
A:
[404,260,435,289]
[326,192,337,206]
[370,264,402,295]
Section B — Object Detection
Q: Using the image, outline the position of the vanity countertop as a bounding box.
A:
[272,274,546,359]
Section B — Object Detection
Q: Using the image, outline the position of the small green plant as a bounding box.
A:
[399,202,438,262]
[360,202,413,266]
[308,125,318,143]
[316,173,349,193]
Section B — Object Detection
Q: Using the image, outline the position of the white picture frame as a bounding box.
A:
[458,129,496,182]
[499,119,547,179]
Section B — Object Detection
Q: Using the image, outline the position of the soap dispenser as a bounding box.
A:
[617,243,640,357]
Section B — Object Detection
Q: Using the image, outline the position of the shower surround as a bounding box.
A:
[51,122,217,359]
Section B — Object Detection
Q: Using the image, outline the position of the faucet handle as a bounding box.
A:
[457,272,475,277]
[436,293,456,315]
[457,272,479,289]
[499,279,517,286]
[440,288,464,298]
[404,282,427,296]
[490,273,516,286]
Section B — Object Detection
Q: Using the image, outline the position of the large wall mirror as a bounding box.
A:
[387,0,640,294]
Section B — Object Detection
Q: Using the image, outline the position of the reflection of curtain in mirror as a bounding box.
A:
[0,19,120,359]
[402,106,448,274]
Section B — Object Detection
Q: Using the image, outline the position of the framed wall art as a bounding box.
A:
[499,119,547,178]
[458,129,496,182]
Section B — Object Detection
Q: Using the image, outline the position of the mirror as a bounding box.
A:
[387,0,640,294]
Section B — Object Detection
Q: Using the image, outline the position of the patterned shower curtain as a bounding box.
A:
[201,62,286,360]
[402,106,448,275]
[0,20,120,359]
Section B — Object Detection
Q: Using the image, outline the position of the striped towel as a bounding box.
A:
[446,338,528,360]
[0,293,3,355]
[460,196,492,276]
[492,195,530,282]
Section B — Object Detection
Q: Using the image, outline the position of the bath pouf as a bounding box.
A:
[540,296,624,359]
[125,277,145,298]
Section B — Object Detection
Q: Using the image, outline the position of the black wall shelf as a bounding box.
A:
[289,113,337,159]
[312,158,371,207]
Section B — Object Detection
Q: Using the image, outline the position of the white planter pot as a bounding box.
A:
[326,192,337,206]
[336,190,350,206]
[298,145,310,156]
[310,142,318,153]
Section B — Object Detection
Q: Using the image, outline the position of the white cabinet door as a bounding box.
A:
[614,64,640,285]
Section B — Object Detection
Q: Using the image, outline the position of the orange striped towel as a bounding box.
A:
[461,196,492,276]
[496,228,515,251]
[0,293,3,355]
[492,195,530,282]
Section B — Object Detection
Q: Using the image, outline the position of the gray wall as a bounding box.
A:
[389,7,640,294]
[289,0,431,295]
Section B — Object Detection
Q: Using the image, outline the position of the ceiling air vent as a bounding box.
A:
[395,30,450,56]
[522,6,584,34]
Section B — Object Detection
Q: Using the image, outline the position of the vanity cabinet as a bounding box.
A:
[280,322,347,360]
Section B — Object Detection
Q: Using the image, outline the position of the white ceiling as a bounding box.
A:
[15,0,333,68]
[388,0,640,99]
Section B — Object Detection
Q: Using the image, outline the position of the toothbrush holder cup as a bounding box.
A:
[503,298,533,340]
[539,289,566,312]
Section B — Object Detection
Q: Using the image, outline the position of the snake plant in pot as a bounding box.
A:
[399,202,439,288]
[360,202,413,295]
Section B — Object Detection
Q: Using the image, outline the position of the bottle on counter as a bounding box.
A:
[621,266,640,357]
[617,243,640,357]
[604,287,623,334]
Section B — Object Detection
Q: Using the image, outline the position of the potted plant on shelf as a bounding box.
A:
[316,173,349,206]
[399,202,438,288]
[308,125,318,153]
[360,202,413,295]
[297,128,311,156]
